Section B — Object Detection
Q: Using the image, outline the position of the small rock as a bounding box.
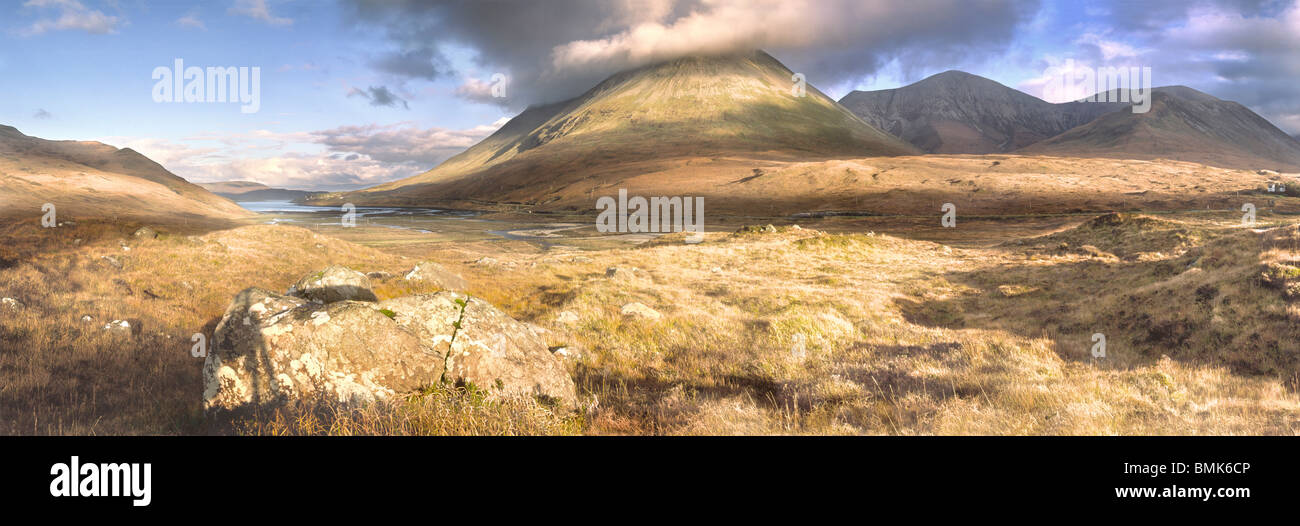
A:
[103,320,131,332]
[473,257,499,266]
[403,261,469,290]
[621,302,662,320]
[525,323,551,339]
[80,315,94,323]
[550,346,582,361]
[132,226,158,239]
[555,311,579,325]
[287,266,378,303]
[1,297,22,311]
[605,266,637,280]
[366,271,393,281]
[710,267,723,273]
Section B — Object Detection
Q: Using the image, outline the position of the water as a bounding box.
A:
[235,200,455,216]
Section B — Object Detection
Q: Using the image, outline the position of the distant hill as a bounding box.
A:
[0,125,250,224]
[839,70,1127,154]
[306,50,918,211]
[1018,87,1300,171]
[199,181,317,201]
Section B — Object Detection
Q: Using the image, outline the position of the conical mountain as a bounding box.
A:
[315,51,918,208]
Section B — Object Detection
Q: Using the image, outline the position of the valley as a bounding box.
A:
[5,49,1300,436]
[5,176,1300,434]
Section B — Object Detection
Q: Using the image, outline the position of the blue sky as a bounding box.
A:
[2,0,1298,190]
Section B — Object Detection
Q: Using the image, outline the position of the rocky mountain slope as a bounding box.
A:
[839,70,1127,154]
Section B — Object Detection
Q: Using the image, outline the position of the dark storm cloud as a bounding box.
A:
[343,0,1041,108]
[1088,0,1281,32]
[1141,2,1300,131]
[371,47,448,80]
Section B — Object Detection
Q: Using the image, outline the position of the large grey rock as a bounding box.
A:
[202,288,578,412]
[380,293,577,408]
[403,261,468,291]
[202,288,439,411]
[287,265,377,303]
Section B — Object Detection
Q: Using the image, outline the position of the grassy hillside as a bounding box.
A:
[0,125,251,224]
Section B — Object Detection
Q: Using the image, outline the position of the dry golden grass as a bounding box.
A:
[0,219,537,435]
[227,385,581,436]
[4,208,1300,435]
[457,220,1300,435]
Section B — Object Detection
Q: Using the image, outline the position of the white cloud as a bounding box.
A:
[347,0,1036,108]
[19,0,122,36]
[176,11,206,30]
[229,0,292,26]
[1077,32,1143,60]
[454,75,509,105]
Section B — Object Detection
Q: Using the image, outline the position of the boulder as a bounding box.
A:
[202,288,439,411]
[379,293,577,407]
[554,311,579,325]
[132,226,158,239]
[202,288,577,411]
[287,265,377,303]
[403,261,469,291]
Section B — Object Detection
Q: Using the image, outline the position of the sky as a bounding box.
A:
[2,0,1299,191]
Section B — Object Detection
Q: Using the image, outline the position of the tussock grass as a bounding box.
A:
[5,212,1300,435]
[456,218,1300,435]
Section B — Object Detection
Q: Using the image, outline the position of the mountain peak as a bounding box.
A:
[325,51,916,207]
[840,71,1127,153]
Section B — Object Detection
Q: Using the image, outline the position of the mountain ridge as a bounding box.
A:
[1018,86,1300,171]
[839,70,1128,154]
[0,125,251,223]
[199,181,318,201]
